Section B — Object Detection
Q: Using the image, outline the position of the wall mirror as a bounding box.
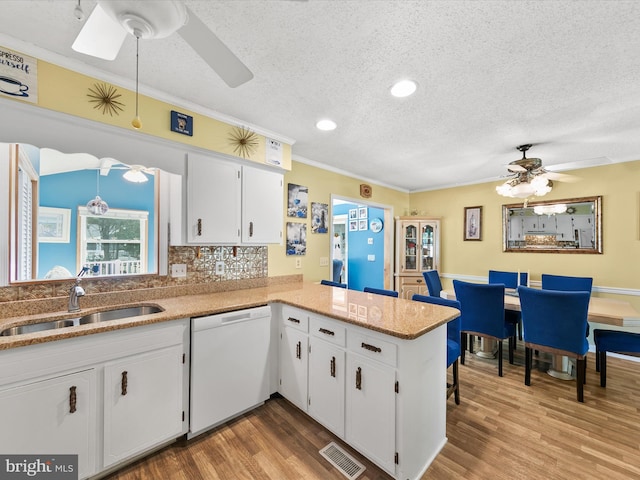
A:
[2,142,170,283]
[503,195,602,254]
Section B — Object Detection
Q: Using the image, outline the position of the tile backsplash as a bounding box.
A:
[0,245,269,303]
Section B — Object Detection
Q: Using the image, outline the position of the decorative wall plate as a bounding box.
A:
[370,217,383,233]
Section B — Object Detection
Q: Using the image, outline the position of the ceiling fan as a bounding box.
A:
[72,0,253,88]
[496,144,578,200]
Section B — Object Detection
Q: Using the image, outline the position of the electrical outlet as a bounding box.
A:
[319,257,329,266]
[215,261,225,275]
[295,258,302,269]
[171,264,187,278]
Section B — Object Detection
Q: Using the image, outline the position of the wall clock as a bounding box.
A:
[370,217,383,233]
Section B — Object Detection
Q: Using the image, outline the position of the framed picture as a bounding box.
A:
[286,222,307,255]
[38,207,71,243]
[349,220,358,231]
[358,219,368,231]
[311,202,329,233]
[287,183,308,218]
[464,206,482,241]
[358,206,368,219]
[349,208,358,220]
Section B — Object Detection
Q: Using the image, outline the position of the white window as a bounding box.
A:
[77,207,148,276]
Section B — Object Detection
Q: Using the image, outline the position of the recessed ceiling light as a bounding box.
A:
[390,80,417,98]
[316,119,337,131]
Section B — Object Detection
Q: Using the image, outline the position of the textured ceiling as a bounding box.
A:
[2,0,640,192]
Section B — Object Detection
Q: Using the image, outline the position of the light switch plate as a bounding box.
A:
[319,257,329,266]
[367,254,375,261]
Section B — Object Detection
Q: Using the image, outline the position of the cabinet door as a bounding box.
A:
[399,221,419,273]
[345,354,396,474]
[279,326,309,411]
[187,154,241,243]
[103,345,184,468]
[555,215,573,240]
[398,277,427,300]
[509,216,524,240]
[308,338,345,437]
[0,369,97,479]
[242,166,283,244]
[419,222,437,271]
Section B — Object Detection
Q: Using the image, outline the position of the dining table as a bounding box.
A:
[441,287,640,379]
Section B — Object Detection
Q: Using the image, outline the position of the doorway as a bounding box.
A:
[330,195,394,291]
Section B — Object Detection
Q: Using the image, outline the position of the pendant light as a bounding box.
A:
[131,35,142,129]
[86,170,109,215]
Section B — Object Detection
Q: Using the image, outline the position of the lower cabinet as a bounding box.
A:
[279,308,309,412]
[103,345,184,468]
[0,320,189,480]
[397,275,428,299]
[0,368,97,479]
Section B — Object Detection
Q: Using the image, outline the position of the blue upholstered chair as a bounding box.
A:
[593,329,640,387]
[453,280,515,377]
[488,270,529,341]
[541,274,592,293]
[320,280,347,288]
[423,270,443,297]
[412,294,461,404]
[518,286,590,402]
[363,287,398,297]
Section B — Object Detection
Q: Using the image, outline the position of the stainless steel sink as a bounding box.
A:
[1,305,164,336]
[1,319,76,336]
[78,305,164,325]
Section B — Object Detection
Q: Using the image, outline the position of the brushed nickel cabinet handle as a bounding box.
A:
[121,371,128,396]
[330,356,336,378]
[355,367,362,390]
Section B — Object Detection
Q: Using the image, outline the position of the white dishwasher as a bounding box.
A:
[189,305,271,438]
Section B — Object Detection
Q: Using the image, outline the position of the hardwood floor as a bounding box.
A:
[107,345,640,480]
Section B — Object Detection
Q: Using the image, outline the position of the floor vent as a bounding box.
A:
[319,442,365,480]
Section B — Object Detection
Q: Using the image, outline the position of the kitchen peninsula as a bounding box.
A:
[0,281,458,480]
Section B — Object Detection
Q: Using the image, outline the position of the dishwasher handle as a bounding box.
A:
[192,306,271,331]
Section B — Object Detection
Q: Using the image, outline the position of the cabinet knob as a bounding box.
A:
[355,367,362,390]
[121,371,128,396]
[69,385,77,414]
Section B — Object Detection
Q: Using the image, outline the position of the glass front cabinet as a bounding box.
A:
[394,217,441,299]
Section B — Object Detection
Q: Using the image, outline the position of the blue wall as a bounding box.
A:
[38,169,155,278]
[333,204,385,291]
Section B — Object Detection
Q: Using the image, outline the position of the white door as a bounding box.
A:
[0,369,97,479]
[242,166,283,244]
[103,345,184,468]
[345,354,396,474]
[187,153,241,243]
[279,326,309,411]
[308,338,345,437]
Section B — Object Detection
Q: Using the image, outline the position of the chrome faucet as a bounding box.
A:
[68,267,89,312]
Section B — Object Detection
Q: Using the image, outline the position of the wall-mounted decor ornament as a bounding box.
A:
[87,82,124,116]
[228,125,259,159]
[360,183,372,198]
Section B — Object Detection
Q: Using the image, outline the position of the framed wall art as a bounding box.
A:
[464,206,482,241]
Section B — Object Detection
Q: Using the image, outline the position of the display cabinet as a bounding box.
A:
[394,217,441,299]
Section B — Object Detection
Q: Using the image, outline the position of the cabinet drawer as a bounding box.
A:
[402,276,425,286]
[310,316,346,347]
[348,332,397,367]
[281,306,309,333]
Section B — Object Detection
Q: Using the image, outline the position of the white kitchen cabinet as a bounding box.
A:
[0,319,189,480]
[242,166,283,244]
[186,152,283,245]
[187,153,241,244]
[345,352,396,473]
[509,216,524,241]
[0,368,97,479]
[103,345,184,468]
[555,214,573,240]
[308,317,346,437]
[279,307,309,411]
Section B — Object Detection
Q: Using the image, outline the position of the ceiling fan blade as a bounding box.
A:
[178,6,253,88]
[507,164,527,173]
[544,171,580,183]
[72,3,127,60]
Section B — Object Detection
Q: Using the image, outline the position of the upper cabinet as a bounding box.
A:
[395,217,440,274]
[185,153,283,245]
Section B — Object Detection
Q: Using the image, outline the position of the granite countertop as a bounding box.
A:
[0,282,459,350]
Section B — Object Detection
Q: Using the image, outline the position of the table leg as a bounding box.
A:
[547,355,574,380]
[475,338,498,359]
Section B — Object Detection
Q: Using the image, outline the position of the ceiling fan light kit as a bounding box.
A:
[496,144,554,200]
